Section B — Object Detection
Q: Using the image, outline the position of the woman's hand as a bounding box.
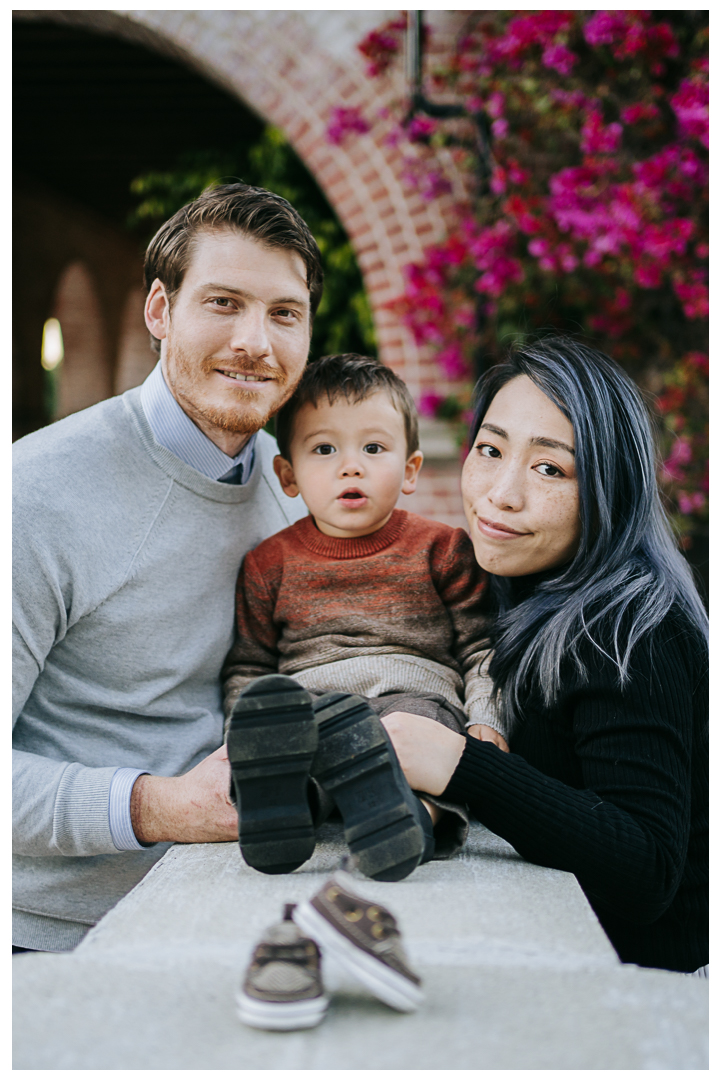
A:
[381,712,467,796]
[467,724,510,753]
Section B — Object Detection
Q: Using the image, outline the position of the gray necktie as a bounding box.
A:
[218,462,245,485]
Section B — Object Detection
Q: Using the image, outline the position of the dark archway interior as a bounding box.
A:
[13,20,265,228]
[13,18,374,440]
[13,19,268,438]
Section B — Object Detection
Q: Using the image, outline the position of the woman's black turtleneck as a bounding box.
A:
[444,601,708,973]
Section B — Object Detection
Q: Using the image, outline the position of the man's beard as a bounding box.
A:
[165,340,297,435]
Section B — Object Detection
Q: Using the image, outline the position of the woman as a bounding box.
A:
[383,336,708,975]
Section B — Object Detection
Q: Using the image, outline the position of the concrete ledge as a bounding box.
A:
[13,823,708,1069]
[13,951,707,1070]
[75,823,619,971]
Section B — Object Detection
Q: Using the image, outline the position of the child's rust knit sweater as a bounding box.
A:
[223,509,503,736]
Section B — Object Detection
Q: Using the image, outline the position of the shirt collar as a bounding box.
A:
[140,362,257,483]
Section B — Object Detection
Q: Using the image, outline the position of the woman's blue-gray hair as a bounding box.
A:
[469,336,708,733]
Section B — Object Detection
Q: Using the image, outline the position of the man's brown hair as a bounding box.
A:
[275,353,420,461]
[143,182,324,353]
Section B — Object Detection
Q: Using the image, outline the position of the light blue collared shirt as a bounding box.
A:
[140,360,257,482]
[108,362,259,851]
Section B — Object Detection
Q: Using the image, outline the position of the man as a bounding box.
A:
[12,183,321,951]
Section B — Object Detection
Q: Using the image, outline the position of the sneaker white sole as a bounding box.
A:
[237,990,328,1030]
[294,901,424,1013]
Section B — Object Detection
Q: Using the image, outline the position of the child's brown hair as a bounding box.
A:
[275,353,419,461]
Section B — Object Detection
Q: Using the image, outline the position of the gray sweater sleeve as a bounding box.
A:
[13,607,120,858]
[11,433,139,858]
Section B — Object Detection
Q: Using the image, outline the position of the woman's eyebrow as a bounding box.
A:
[530,436,575,456]
[480,423,574,455]
[480,422,508,439]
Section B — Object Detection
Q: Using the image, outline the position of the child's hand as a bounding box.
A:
[467,724,509,753]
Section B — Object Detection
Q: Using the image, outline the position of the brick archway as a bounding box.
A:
[16,9,469,526]
[17,8,464,401]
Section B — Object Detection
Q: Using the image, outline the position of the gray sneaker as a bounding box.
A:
[294,870,424,1013]
[237,903,329,1030]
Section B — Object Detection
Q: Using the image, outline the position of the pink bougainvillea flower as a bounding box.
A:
[621,103,661,125]
[436,343,471,379]
[357,15,408,77]
[657,386,684,414]
[684,351,709,374]
[504,194,541,234]
[584,10,678,65]
[420,171,453,200]
[581,110,623,155]
[488,10,574,68]
[584,10,633,48]
[678,492,706,515]
[542,42,578,75]
[406,115,438,142]
[454,305,476,329]
[671,78,709,148]
[634,262,663,288]
[663,436,693,481]
[673,278,709,319]
[649,22,680,60]
[475,257,524,296]
[528,237,550,258]
[490,166,507,195]
[418,391,445,418]
[551,88,591,111]
[326,106,370,145]
[508,161,530,186]
[485,91,505,119]
[557,245,579,272]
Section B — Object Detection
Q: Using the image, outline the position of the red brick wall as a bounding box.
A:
[398,463,467,532]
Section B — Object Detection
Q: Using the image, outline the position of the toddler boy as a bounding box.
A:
[223,353,508,859]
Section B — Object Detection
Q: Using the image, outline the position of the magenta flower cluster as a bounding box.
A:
[326,106,370,146]
[345,11,708,528]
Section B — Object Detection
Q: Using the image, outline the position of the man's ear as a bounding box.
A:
[401,450,424,496]
[144,279,171,342]
[273,455,300,498]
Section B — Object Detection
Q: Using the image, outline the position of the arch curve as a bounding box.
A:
[15,9,466,399]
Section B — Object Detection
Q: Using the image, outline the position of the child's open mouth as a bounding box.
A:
[338,489,368,508]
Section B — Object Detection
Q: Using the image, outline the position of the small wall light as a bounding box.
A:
[41,318,64,371]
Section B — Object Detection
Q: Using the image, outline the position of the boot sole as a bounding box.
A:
[312,694,425,882]
[227,675,317,874]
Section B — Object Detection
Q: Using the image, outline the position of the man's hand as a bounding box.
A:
[130,745,238,845]
[467,724,510,753]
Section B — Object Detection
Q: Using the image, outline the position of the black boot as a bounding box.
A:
[311,693,428,882]
[226,675,317,874]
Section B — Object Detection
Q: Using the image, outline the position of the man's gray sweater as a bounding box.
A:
[12,387,304,950]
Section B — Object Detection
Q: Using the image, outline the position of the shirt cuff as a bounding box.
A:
[108,768,151,851]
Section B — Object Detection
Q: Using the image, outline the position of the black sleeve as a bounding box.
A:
[443,619,700,924]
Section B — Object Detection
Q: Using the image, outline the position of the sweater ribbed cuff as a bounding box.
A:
[52,764,123,856]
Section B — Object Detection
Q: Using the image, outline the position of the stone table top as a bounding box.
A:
[13,822,708,1069]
